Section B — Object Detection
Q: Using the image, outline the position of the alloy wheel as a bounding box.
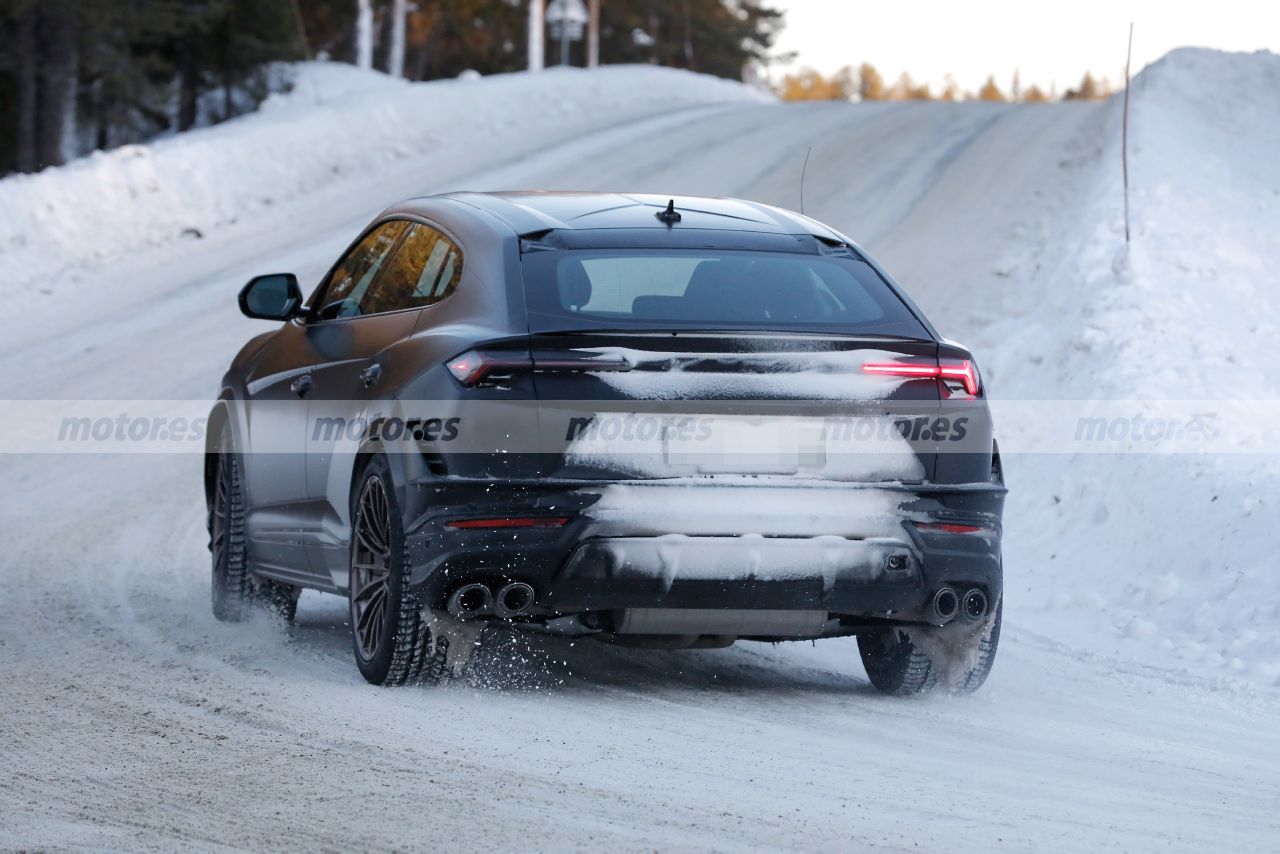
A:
[351,475,393,660]
[211,455,229,571]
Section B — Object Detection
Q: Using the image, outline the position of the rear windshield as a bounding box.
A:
[520,249,930,338]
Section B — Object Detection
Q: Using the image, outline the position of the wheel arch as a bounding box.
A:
[204,400,233,511]
[347,419,430,532]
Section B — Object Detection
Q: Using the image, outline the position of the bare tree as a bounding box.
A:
[528,0,544,72]
[36,2,78,169]
[388,0,406,78]
[587,0,599,68]
[355,0,373,70]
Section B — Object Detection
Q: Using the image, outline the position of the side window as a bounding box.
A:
[357,223,463,316]
[313,220,409,320]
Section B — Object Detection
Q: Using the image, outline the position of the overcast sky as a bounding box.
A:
[770,0,1278,93]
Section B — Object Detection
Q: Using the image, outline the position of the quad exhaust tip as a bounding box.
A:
[447,583,492,620]
[962,588,989,621]
[494,582,536,619]
[932,587,959,623]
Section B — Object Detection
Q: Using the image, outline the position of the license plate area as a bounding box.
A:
[664,416,827,474]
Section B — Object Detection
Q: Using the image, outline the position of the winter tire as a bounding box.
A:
[349,455,450,686]
[858,602,1001,696]
[210,429,252,622]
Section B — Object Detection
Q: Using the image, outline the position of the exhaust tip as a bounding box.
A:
[447,583,493,620]
[494,582,536,619]
[932,587,959,623]
[962,588,988,621]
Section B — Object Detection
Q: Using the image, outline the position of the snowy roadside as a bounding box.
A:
[0,62,771,303]
[982,49,1280,687]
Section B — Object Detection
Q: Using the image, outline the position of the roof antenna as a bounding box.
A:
[655,198,682,225]
[799,146,812,215]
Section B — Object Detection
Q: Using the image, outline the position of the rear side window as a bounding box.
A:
[357,223,463,316]
[313,220,409,320]
[521,250,929,338]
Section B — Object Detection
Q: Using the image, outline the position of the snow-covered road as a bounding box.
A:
[2,65,1278,850]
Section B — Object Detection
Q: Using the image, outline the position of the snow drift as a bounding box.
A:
[0,62,770,292]
[987,48,1280,686]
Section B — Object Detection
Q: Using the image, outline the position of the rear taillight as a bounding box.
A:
[938,360,981,396]
[446,350,532,386]
[861,358,981,396]
[913,521,996,536]
[448,349,631,385]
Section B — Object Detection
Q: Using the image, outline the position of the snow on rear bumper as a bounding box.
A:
[545,533,922,614]
[406,476,1004,621]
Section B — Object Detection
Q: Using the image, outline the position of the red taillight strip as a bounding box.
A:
[861,359,981,396]
[913,521,996,536]
[938,360,981,396]
[861,362,940,379]
[446,517,570,529]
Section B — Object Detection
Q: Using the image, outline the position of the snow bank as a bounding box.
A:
[991,48,1280,686]
[0,62,769,290]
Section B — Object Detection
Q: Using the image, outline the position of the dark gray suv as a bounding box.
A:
[207,192,1005,694]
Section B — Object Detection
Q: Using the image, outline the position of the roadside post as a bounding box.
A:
[547,0,588,67]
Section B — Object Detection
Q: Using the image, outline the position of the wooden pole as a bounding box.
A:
[588,0,600,68]
[1122,22,1133,245]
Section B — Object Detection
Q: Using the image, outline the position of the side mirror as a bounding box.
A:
[239,274,303,320]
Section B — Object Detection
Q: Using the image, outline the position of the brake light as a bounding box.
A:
[861,359,981,396]
[914,521,996,536]
[447,351,485,384]
[446,517,570,529]
[938,360,981,396]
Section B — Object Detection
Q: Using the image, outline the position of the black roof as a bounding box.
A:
[433,191,847,242]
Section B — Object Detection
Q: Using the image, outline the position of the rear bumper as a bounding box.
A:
[403,476,1003,628]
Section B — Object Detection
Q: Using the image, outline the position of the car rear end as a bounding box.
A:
[405,221,1004,644]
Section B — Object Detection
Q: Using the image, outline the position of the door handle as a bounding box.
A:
[359,363,382,389]
[290,374,313,398]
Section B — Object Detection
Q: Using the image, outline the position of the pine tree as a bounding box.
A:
[886,71,932,100]
[0,0,784,176]
[586,0,782,81]
[977,75,1004,102]
[1064,71,1110,100]
[1,0,80,171]
[858,62,885,101]
[778,66,853,101]
[8,1,40,172]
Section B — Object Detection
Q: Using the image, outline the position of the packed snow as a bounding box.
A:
[0,63,769,299]
[2,50,1278,849]
[970,48,1280,686]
